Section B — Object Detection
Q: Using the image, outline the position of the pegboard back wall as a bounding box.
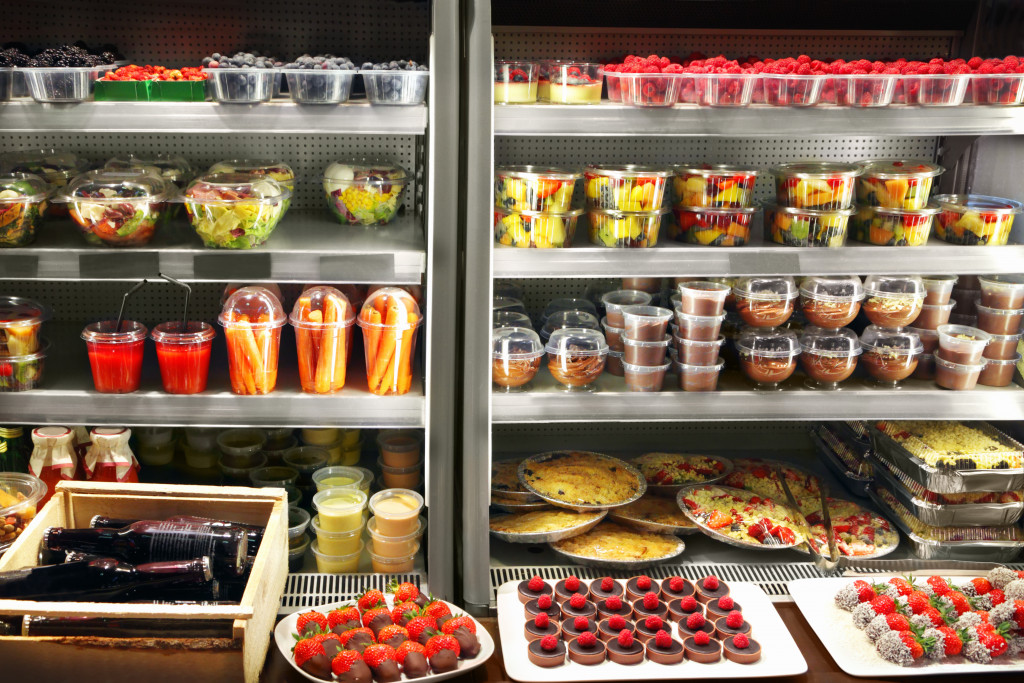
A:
[494,29,958,63]
[0,134,420,212]
[5,0,430,64]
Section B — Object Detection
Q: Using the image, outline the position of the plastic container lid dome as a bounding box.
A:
[545,327,609,356]
[0,173,52,202]
[356,287,421,330]
[734,276,799,300]
[799,326,863,356]
[493,326,544,359]
[185,173,290,203]
[863,274,926,298]
[60,168,172,203]
[218,286,287,328]
[289,285,355,328]
[736,327,801,357]
[800,275,866,301]
[860,325,924,354]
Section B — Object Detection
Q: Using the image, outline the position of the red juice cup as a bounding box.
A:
[81,320,147,393]
[151,321,216,394]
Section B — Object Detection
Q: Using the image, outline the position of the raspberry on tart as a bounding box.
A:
[518,576,554,604]
[684,630,722,663]
[589,576,624,602]
[706,594,742,621]
[525,612,561,642]
[597,594,634,620]
[598,615,636,642]
[607,629,645,665]
[524,594,562,621]
[724,633,762,664]
[668,595,704,622]
[567,631,607,666]
[561,616,597,641]
[626,575,655,602]
[632,593,669,621]
[555,575,591,602]
[645,629,684,664]
[714,611,752,640]
[560,593,598,621]
[634,615,668,643]
[528,635,566,668]
[661,576,695,602]
[695,575,730,604]
[678,611,717,639]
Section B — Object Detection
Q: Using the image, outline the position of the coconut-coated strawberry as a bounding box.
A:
[927,576,951,597]
[424,634,461,659]
[947,591,971,615]
[990,589,1006,606]
[888,577,914,596]
[906,591,930,615]
[972,578,993,595]
[441,615,477,635]
[297,610,328,636]
[885,613,911,632]
[937,626,964,656]
[897,631,924,659]
[870,594,895,615]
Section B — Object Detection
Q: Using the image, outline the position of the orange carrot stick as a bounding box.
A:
[295,297,315,392]
[333,298,349,391]
[365,308,383,390]
[372,301,400,390]
[315,295,339,393]
[397,312,418,394]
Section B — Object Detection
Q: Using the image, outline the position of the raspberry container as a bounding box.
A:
[495,165,580,213]
[902,74,970,106]
[970,74,1024,106]
[673,357,725,392]
[494,207,581,248]
[978,355,1020,387]
[588,207,668,248]
[494,61,538,104]
[933,194,1022,246]
[922,275,958,305]
[736,327,801,390]
[799,276,865,329]
[601,290,652,327]
[671,335,725,366]
[584,165,671,211]
[692,73,757,107]
[860,326,923,388]
[622,360,671,392]
[23,65,115,103]
[671,312,726,342]
[671,206,756,246]
[914,302,956,331]
[863,275,926,329]
[541,63,604,104]
[828,74,898,107]
[207,68,278,104]
[617,72,681,107]
[856,160,943,211]
[772,162,861,210]
[541,310,600,344]
[933,354,986,391]
[799,326,862,390]
[976,304,1024,336]
[733,276,799,328]
[362,70,429,105]
[979,275,1024,310]
[984,332,1022,361]
[758,73,825,106]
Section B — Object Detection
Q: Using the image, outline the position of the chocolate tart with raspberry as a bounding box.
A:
[525,613,561,642]
[528,635,566,668]
[607,631,645,665]
[677,612,716,640]
[554,576,590,602]
[632,593,669,621]
[695,575,729,604]
[706,595,742,621]
[597,615,635,642]
[518,576,554,604]
[715,611,752,640]
[588,576,624,602]
[596,595,633,620]
[560,594,597,621]
[660,576,695,602]
[724,633,762,664]
[567,632,607,665]
[683,632,722,663]
[524,594,561,621]
[668,596,703,622]
[625,575,657,602]
[634,616,669,644]
[561,616,597,641]
[645,630,684,664]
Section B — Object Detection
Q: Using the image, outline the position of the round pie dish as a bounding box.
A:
[518,451,646,512]
[631,452,734,497]
[549,521,686,570]
[488,508,607,544]
[678,483,807,550]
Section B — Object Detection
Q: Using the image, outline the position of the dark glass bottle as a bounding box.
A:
[0,426,28,472]
[43,521,247,578]
[0,557,213,602]
[22,614,235,639]
[90,515,265,557]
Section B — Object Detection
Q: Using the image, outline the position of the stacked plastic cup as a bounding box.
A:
[494,166,582,249]
[670,164,759,246]
[670,281,729,391]
[366,488,425,573]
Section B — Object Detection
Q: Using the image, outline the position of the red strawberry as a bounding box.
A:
[392,601,420,625]
[362,606,393,629]
[390,580,420,604]
[605,595,623,610]
[394,640,426,665]
[936,626,964,656]
[977,627,1008,658]
[328,606,362,631]
[989,589,1006,606]
[358,589,386,612]
[338,627,376,647]
[888,577,914,596]
[972,578,993,595]
[617,630,635,647]
[297,610,328,636]
[668,577,685,593]
[643,592,659,610]
[424,600,452,620]
[608,615,626,630]
[907,591,930,615]
[645,616,664,631]
[927,576,951,597]
[885,613,910,632]
[897,631,924,659]
[693,630,710,646]
[855,581,877,604]
[441,615,477,635]
[636,575,652,590]
[703,575,720,591]
[1013,600,1024,630]
[424,634,461,659]
[361,643,397,669]
[947,591,971,616]
[405,615,437,644]
[921,606,945,627]
[577,631,598,648]
[569,593,587,610]
[733,633,751,648]
[540,635,558,651]
[377,625,409,645]
[527,576,545,592]
[870,594,895,616]
[686,612,705,629]
[537,594,553,609]
[294,637,326,668]
[331,650,363,676]
[533,612,550,629]
[725,611,744,629]
[564,576,581,592]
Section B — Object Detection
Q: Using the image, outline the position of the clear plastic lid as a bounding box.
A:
[601,289,652,309]
[323,160,407,183]
[734,276,799,301]
[81,320,148,343]
[290,285,355,328]
[541,310,600,340]
[59,169,172,203]
[799,326,863,357]
[496,165,581,180]
[207,159,295,183]
[493,296,527,314]
[864,274,926,299]
[584,164,672,178]
[860,325,924,354]
[493,326,544,359]
[545,327,609,357]
[857,159,944,179]
[764,203,856,218]
[0,149,90,181]
[0,173,51,203]
[542,298,598,321]
[184,172,290,204]
[218,286,287,329]
[800,275,865,301]
[674,163,759,177]
[150,321,216,344]
[356,287,421,330]
[979,274,1024,288]
[0,296,50,328]
[857,202,940,217]
[932,194,1023,215]
[770,161,863,178]
[105,154,193,187]
[736,327,801,357]
[494,206,583,219]
[493,310,532,329]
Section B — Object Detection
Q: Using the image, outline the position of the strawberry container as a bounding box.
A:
[495,165,580,213]
[933,194,1022,246]
[772,162,861,211]
[494,207,581,248]
[970,74,1024,106]
[757,74,825,106]
[670,206,757,246]
[902,74,970,106]
[584,165,671,211]
[672,164,758,209]
[692,73,756,107]
[850,204,940,247]
[617,72,681,107]
[764,204,853,248]
[826,74,897,107]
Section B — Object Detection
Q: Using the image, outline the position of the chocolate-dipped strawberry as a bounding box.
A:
[625,574,656,602]
[294,637,332,680]
[695,574,729,604]
[678,611,716,640]
[589,575,624,602]
[442,615,481,658]
[661,576,695,602]
[392,601,420,626]
[339,627,377,654]
[561,592,597,621]
[332,651,372,683]
[632,591,669,621]
[425,634,461,673]
[395,641,429,679]
[528,634,566,668]
[724,633,762,664]
[706,594,742,621]
[635,615,667,644]
[391,581,424,609]
[715,610,752,640]
[329,606,363,636]
[568,630,607,665]
[607,628,644,665]
[597,593,633,620]
[319,633,343,659]
[668,594,703,622]
[598,614,635,642]
[518,575,553,604]
[377,625,410,649]
[405,615,438,646]
[646,629,684,664]
[555,575,590,602]
[363,607,395,638]
[525,592,562,621]
[683,629,721,663]
[361,644,400,682]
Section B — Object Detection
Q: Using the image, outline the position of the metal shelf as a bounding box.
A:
[0,212,425,283]
[491,368,1024,422]
[493,239,1024,277]
[0,100,428,135]
[494,102,1024,137]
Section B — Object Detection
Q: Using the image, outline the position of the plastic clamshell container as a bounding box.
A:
[850,204,939,247]
[758,73,825,106]
[282,69,355,104]
[207,159,295,195]
[494,165,581,213]
[733,276,799,328]
[936,324,991,365]
[0,296,48,358]
[322,160,407,226]
[206,67,278,103]
[494,61,538,104]
[23,65,115,103]
[772,162,861,211]
[584,165,672,211]
[799,326,862,388]
[363,69,429,105]
[673,357,725,392]
[933,353,985,391]
[356,287,422,396]
[979,275,1024,310]
[494,207,581,248]
[922,275,958,305]
[736,327,801,388]
[978,354,1020,387]
[617,72,681,107]
[856,160,944,210]
[493,310,531,329]
[541,63,604,104]
[545,327,608,390]
[764,204,853,248]
[799,276,865,329]
[183,173,290,249]
[622,359,671,392]
[82,321,147,394]
[492,326,544,391]
[601,290,652,327]
[859,325,923,385]
[588,207,669,248]
[971,73,1024,105]
[933,194,1022,246]
[692,72,757,106]
[56,169,172,247]
[902,74,969,106]
[863,274,926,328]
[0,173,52,247]
[289,285,355,395]
[104,154,194,188]
[670,206,757,246]
[366,515,425,558]
[0,149,89,194]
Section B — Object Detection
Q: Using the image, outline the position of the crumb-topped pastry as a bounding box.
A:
[520,451,643,507]
[551,522,684,562]
[873,420,1023,470]
[490,509,604,535]
[633,452,729,486]
[610,495,698,531]
[493,460,531,494]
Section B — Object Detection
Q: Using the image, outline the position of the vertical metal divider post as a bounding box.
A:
[425,0,461,602]
[460,0,495,616]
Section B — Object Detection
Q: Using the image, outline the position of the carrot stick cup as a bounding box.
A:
[218,286,287,395]
[356,287,422,396]
[290,285,355,394]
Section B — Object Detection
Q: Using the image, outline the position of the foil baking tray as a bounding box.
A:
[811,427,871,499]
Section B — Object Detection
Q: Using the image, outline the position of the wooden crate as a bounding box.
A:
[0,481,288,683]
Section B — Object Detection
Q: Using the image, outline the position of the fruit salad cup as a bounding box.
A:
[495,165,580,213]
[492,326,544,392]
[932,194,1022,246]
[672,164,758,209]
[218,286,287,395]
[151,321,215,394]
[0,149,89,217]
[494,61,538,104]
[0,297,49,357]
[737,327,801,390]
[357,287,421,396]
[494,207,581,248]
[290,286,355,394]
[734,276,799,328]
[58,169,171,247]
[860,325,923,388]
[207,159,295,216]
[82,320,147,394]
[183,173,290,249]
[542,63,603,104]
[587,207,669,248]
[863,275,926,329]
[799,276,865,329]
[0,173,50,247]
[764,204,853,248]
[323,161,407,226]
[772,162,861,211]
[105,154,194,188]
[671,206,756,246]
[856,160,943,210]
[584,165,671,211]
[850,204,939,247]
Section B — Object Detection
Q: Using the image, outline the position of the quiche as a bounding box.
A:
[608,495,697,532]
[874,420,1023,470]
[492,459,532,494]
[632,452,730,487]
[679,484,805,548]
[489,509,604,535]
[520,451,643,508]
[551,521,684,562]
[876,487,1024,543]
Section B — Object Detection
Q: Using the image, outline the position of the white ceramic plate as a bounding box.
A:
[274,596,495,683]
[789,576,1024,677]
[496,578,806,681]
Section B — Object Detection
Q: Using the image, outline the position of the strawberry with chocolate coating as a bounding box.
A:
[391,601,420,625]
[395,641,429,679]
[405,614,438,645]
[358,589,386,612]
[297,610,329,637]
[377,624,410,649]
[339,627,377,653]
[441,615,481,658]
[362,643,400,682]
[294,637,332,680]
[425,634,461,673]
[389,580,420,605]
[331,650,372,683]
[329,606,363,635]
[362,606,395,636]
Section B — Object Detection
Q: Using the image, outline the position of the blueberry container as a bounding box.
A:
[207,68,278,104]
[284,70,355,104]
[362,70,429,105]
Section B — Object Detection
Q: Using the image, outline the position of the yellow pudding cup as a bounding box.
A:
[352,467,374,495]
[368,489,424,537]
[368,542,419,573]
[377,430,422,468]
[313,465,367,492]
[340,440,363,466]
[339,428,361,449]
[378,457,423,489]
[366,515,425,558]
[312,514,365,556]
[312,539,363,573]
[312,488,368,533]
[301,428,340,446]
